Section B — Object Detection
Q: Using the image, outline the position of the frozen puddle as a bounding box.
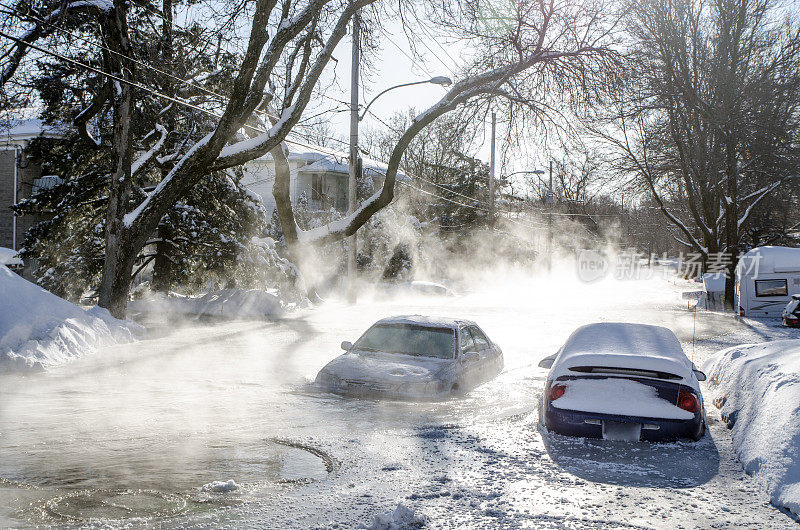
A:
[6,440,333,525]
[45,489,187,522]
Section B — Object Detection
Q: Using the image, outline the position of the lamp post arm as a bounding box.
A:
[359,80,429,120]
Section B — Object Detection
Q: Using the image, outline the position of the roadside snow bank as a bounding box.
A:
[361,503,428,529]
[704,339,800,516]
[0,265,140,373]
[128,288,285,318]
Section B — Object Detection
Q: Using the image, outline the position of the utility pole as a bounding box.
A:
[547,159,553,272]
[347,6,359,304]
[489,112,496,228]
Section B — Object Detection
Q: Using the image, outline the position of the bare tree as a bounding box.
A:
[591,0,800,307]
[2,0,620,317]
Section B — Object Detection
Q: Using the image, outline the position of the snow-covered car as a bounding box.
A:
[315,315,503,399]
[782,295,800,327]
[538,323,707,442]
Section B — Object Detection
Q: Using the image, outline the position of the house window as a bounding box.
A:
[311,174,324,202]
[754,279,788,297]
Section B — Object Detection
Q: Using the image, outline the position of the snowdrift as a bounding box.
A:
[704,339,800,516]
[128,288,285,319]
[0,265,140,373]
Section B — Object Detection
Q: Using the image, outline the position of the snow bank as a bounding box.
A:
[361,503,428,529]
[552,378,694,420]
[0,265,140,373]
[704,339,800,516]
[0,247,22,266]
[128,288,284,319]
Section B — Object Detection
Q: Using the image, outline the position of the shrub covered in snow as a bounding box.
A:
[0,265,140,373]
[704,339,800,516]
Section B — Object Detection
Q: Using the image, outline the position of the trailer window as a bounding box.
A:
[755,279,788,297]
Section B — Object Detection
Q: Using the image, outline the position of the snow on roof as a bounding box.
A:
[250,145,410,181]
[553,322,693,382]
[0,247,22,266]
[0,109,67,145]
[375,315,474,329]
[737,246,800,275]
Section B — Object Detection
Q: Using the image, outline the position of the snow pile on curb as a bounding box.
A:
[361,503,428,529]
[704,339,800,516]
[200,479,239,493]
[129,288,285,319]
[0,265,141,373]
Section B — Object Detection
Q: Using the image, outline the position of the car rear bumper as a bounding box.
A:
[543,403,704,441]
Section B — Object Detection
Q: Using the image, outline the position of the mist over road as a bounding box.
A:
[0,271,796,528]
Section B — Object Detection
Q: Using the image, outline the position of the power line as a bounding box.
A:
[0,29,359,165]
[1,3,355,148]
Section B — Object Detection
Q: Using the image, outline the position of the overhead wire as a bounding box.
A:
[3,11,595,233]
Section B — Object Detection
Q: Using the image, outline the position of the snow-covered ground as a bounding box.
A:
[128,288,286,319]
[704,339,800,517]
[0,269,798,528]
[0,265,140,373]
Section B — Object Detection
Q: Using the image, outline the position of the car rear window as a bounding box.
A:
[568,366,683,380]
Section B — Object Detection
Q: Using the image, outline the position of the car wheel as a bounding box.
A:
[692,420,706,441]
[450,383,460,394]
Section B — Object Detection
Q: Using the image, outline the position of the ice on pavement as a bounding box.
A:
[552,378,695,419]
[200,479,240,493]
[704,339,800,517]
[0,265,140,372]
[361,503,428,529]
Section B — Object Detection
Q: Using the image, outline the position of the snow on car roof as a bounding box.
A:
[375,315,474,329]
[552,322,694,383]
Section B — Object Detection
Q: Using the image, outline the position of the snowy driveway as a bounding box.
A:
[0,272,798,528]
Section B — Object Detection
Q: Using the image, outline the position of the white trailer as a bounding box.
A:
[736,246,800,317]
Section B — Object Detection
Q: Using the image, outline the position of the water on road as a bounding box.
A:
[0,271,797,528]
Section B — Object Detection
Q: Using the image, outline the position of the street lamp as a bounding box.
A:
[359,76,453,121]
[347,73,452,303]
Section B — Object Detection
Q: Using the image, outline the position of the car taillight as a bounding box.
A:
[677,389,699,414]
[548,384,566,401]
[739,307,745,317]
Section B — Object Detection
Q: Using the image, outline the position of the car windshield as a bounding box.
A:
[354,323,455,359]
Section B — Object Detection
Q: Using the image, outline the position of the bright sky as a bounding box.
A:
[309,16,513,171]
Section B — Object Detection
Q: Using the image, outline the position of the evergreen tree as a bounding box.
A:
[12,7,285,301]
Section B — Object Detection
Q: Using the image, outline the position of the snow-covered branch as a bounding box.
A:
[0,0,113,86]
[738,176,797,230]
[131,125,168,176]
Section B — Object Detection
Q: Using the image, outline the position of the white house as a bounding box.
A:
[736,246,800,317]
[0,109,65,253]
[241,145,409,214]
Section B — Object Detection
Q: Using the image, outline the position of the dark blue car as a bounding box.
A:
[538,323,706,442]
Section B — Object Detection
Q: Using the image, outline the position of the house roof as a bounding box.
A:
[251,145,409,181]
[0,109,66,146]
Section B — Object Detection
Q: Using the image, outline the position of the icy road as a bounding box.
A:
[0,272,798,528]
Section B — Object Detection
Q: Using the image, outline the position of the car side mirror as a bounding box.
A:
[538,355,556,369]
[693,369,707,382]
[341,341,353,351]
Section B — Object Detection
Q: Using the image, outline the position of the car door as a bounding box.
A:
[458,326,481,389]
[468,325,499,382]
